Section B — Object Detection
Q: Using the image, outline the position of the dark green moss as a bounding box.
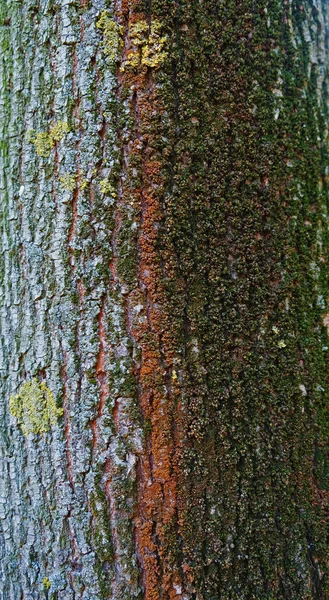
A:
[138,0,329,597]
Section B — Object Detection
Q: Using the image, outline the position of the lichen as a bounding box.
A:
[10,379,63,436]
[60,174,76,192]
[122,19,167,71]
[27,121,70,157]
[25,129,36,144]
[49,120,70,142]
[42,577,51,590]
[141,21,168,68]
[129,20,149,47]
[96,10,123,62]
[99,178,117,197]
[33,132,54,158]
[80,179,89,191]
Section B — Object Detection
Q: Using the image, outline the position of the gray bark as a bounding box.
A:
[0,1,142,598]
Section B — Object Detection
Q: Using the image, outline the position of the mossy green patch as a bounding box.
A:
[90,491,114,564]
[144,0,329,596]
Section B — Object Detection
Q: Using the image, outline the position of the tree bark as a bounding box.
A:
[1,1,329,599]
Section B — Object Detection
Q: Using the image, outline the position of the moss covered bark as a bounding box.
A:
[153,1,329,598]
[0,1,329,599]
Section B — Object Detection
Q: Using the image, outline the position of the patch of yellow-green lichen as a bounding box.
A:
[42,577,51,590]
[129,20,149,46]
[100,179,117,197]
[10,379,63,436]
[33,132,54,158]
[60,174,76,192]
[49,120,70,141]
[96,10,123,61]
[123,19,167,71]
[141,21,168,68]
[27,121,70,157]
[25,129,37,144]
[80,179,89,191]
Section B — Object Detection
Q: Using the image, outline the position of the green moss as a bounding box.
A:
[143,417,152,438]
[140,0,329,596]
[96,10,123,62]
[10,379,63,436]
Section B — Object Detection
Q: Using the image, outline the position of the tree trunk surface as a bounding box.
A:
[1,1,329,599]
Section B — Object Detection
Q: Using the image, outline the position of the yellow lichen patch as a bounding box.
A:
[60,174,76,192]
[10,379,63,436]
[96,10,123,61]
[124,49,141,70]
[100,178,117,197]
[129,20,149,46]
[141,21,168,68]
[80,179,89,191]
[33,131,54,158]
[27,121,70,157]
[42,577,51,590]
[123,19,168,71]
[50,120,70,141]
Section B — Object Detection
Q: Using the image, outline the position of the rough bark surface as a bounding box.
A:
[1,1,329,599]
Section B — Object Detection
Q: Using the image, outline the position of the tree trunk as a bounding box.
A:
[1,0,329,598]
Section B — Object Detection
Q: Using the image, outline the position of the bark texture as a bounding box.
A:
[1,1,329,599]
